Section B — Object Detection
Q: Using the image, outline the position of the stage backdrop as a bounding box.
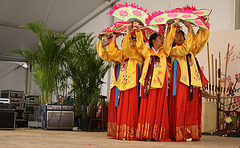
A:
[197,29,240,113]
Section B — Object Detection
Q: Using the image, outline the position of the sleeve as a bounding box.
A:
[170,32,193,57]
[107,40,124,63]
[163,27,177,56]
[96,40,114,62]
[192,28,210,55]
[135,31,149,58]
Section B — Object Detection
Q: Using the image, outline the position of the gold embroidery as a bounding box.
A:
[107,122,117,137]
[136,123,171,141]
[176,125,201,141]
[116,124,137,140]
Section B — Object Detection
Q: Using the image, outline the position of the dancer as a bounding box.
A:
[168,19,209,142]
[96,34,123,137]
[135,20,179,141]
[107,22,144,140]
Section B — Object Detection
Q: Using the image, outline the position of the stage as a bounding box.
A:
[0,128,239,148]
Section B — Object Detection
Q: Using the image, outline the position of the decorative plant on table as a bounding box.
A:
[64,32,111,120]
[9,20,82,106]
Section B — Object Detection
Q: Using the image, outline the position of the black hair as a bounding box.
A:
[172,30,185,47]
[149,33,159,48]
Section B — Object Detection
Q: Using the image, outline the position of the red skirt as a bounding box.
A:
[107,86,117,137]
[107,64,118,137]
[115,66,139,140]
[169,62,202,141]
[136,74,171,141]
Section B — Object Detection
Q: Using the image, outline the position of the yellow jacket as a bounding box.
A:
[108,35,144,91]
[136,27,176,88]
[96,40,121,89]
[170,28,209,87]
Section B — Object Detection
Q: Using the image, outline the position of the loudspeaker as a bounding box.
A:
[43,104,74,130]
[46,111,74,129]
[0,110,16,129]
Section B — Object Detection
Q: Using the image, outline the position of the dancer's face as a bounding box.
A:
[153,34,164,48]
[174,32,184,46]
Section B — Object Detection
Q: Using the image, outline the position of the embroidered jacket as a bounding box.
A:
[136,27,176,89]
[108,35,144,91]
[96,40,122,89]
[170,28,209,87]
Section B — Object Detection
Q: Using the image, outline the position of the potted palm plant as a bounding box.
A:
[64,32,111,130]
[9,21,83,106]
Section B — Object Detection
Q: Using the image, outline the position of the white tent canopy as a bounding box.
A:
[0,0,119,61]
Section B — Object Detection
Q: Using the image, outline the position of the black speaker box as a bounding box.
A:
[0,110,16,129]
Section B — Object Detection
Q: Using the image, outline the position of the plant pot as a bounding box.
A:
[78,118,89,131]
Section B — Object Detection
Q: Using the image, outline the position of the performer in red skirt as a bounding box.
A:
[96,34,123,137]
[135,20,179,141]
[108,23,144,140]
[169,19,209,142]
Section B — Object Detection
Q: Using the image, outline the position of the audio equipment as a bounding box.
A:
[42,104,74,130]
[0,104,16,129]
[0,98,10,104]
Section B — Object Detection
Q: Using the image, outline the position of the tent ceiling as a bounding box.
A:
[0,0,119,61]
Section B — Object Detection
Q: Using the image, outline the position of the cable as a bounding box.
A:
[0,64,24,80]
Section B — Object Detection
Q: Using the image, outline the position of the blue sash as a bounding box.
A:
[172,59,177,96]
[115,63,121,107]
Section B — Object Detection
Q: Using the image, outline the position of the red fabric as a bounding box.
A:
[107,87,117,137]
[199,68,208,87]
[136,72,171,141]
[107,65,118,137]
[115,66,139,140]
[169,63,202,142]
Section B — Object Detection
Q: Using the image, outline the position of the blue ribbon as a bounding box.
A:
[115,63,121,107]
[137,63,140,98]
[172,59,177,96]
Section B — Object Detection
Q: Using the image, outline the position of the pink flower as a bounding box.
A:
[167,14,177,17]
[122,79,127,84]
[155,17,164,22]
[194,20,203,25]
[182,14,192,18]
[119,10,128,17]
[133,10,142,17]
[129,80,132,83]
[158,71,162,75]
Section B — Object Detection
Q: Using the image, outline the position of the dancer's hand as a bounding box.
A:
[97,33,103,40]
[112,32,117,40]
[133,22,141,32]
[184,21,193,33]
[127,23,133,34]
[172,19,180,28]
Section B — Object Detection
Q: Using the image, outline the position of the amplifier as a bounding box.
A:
[46,105,74,111]
[0,104,16,110]
[1,90,24,99]
[0,98,10,104]
[43,104,74,130]
[0,110,16,129]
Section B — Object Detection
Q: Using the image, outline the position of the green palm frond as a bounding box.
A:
[9,20,82,105]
